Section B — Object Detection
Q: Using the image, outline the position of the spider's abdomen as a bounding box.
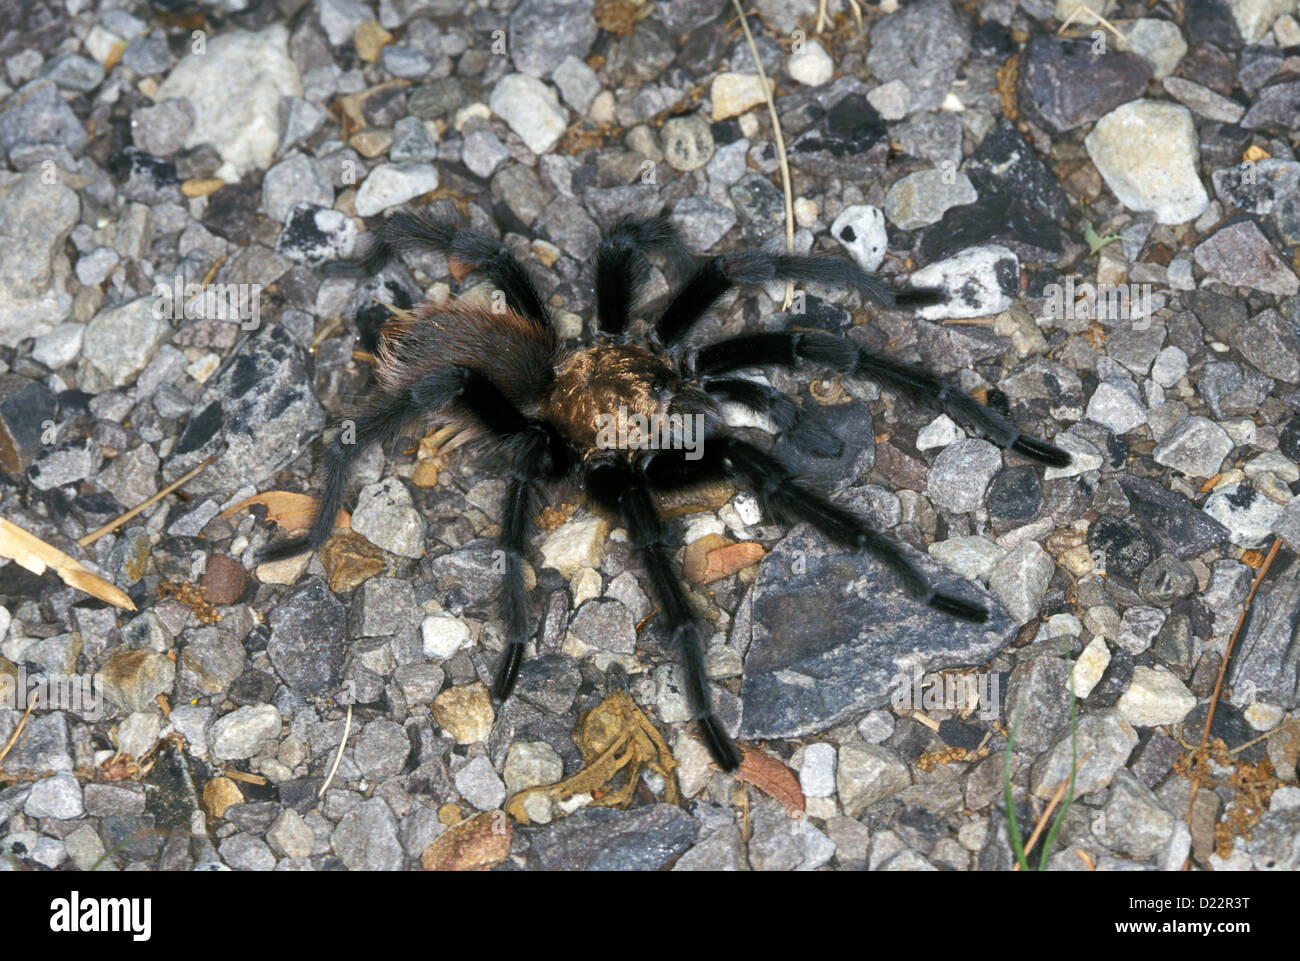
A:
[374,299,559,416]
[544,344,714,457]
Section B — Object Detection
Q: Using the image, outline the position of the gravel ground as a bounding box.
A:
[2,0,1300,872]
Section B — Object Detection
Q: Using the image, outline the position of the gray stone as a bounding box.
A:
[531,803,698,870]
[1195,221,1299,297]
[569,599,636,653]
[489,73,568,156]
[866,0,971,113]
[884,169,978,230]
[1030,709,1138,798]
[262,152,333,225]
[131,98,195,156]
[164,324,324,495]
[1152,416,1232,478]
[927,439,1001,513]
[988,541,1054,625]
[508,0,598,78]
[210,704,281,760]
[739,525,1015,740]
[24,773,83,820]
[268,579,347,695]
[332,797,404,871]
[837,743,910,816]
[1095,769,1176,858]
[0,171,79,347]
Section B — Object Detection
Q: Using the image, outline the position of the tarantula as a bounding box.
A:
[267,209,1070,772]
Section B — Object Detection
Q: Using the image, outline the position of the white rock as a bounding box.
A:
[909,245,1019,320]
[1072,637,1112,699]
[31,323,84,369]
[116,712,162,759]
[1117,666,1196,727]
[916,414,965,451]
[354,162,438,218]
[209,704,282,760]
[539,515,609,578]
[1086,377,1148,435]
[552,55,600,114]
[351,477,427,558]
[799,742,838,798]
[488,73,568,156]
[867,79,911,120]
[1084,100,1209,225]
[1228,0,1296,43]
[1044,433,1104,479]
[421,613,471,660]
[155,25,303,180]
[710,72,770,120]
[788,40,834,87]
[829,204,887,272]
[1203,482,1285,548]
[1126,18,1188,79]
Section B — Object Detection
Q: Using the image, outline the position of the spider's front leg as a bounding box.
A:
[691,330,1071,468]
[648,440,989,623]
[584,456,743,772]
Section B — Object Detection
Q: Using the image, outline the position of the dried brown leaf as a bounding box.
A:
[732,743,806,817]
[221,490,350,534]
[421,811,512,871]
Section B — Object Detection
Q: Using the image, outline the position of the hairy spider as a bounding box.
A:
[267,209,1070,772]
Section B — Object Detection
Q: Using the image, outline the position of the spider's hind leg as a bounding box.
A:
[325,207,552,329]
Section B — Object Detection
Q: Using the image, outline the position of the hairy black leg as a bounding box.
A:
[260,398,419,562]
[263,365,537,560]
[692,330,1070,468]
[492,425,555,701]
[704,437,989,622]
[325,208,551,329]
[702,376,842,458]
[594,214,691,337]
[655,250,947,346]
[586,459,742,771]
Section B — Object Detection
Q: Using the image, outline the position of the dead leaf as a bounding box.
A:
[506,690,679,824]
[221,490,350,534]
[421,811,512,870]
[0,517,135,610]
[732,743,806,817]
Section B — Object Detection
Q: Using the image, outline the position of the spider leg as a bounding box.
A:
[692,330,1070,467]
[260,395,421,562]
[654,250,946,346]
[594,213,692,337]
[265,366,533,556]
[585,458,743,772]
[702,376,843,458]
[325,208,552,329]
[492,424,559,701]
[653,438,989,623]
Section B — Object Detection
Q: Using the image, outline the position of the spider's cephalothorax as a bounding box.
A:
[267,210,1071,772]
